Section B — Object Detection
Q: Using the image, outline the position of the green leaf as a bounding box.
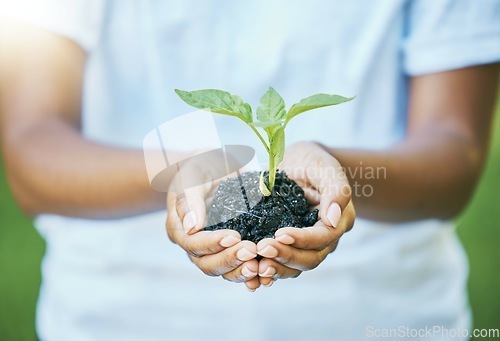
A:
[175,89,253,123]
[174,87,354,194]
[270,125,285,166]
[286,93,354,124]
[256,87,286,125]
[259,171,271,196]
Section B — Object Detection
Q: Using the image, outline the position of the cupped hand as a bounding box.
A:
[257,141,355,287]
[166,156,261,290]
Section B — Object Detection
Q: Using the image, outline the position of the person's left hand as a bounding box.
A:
[256,141,356,287]
[165,154,262,291]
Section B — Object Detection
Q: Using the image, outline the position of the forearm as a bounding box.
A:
[0,28,165,219]
[324,65,499,223]
[3,118,165,219]
[323,129,485,222]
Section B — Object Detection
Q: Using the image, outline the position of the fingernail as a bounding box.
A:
[183,211,197,233]
[257,245,278,258]
[276,234,295,245]
[259,266,276,277]
[246,287,256,293]
[263,279,274,288]
[327,203,342,228]
[241,266,256,278]
[220,235,240,248]
[237,247,256,261]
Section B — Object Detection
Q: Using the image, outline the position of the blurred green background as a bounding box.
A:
[0,101,499,341]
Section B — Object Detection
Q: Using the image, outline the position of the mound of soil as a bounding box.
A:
[205,171,318,243]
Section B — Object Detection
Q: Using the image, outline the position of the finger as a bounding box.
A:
[167,194,243,255]
[313,166,351,228]
[286,152,350,228]
[298,146,351,228]
[167,186,200,233]
[222,259,259,283]
[245,277,261,292]
[258,258,301,281]
[166,193,183,244]
[340,200,356,233]
[190,241,257,276]
[274,221,343,251]
[302,186,320,205]
[178,229,243,257]
[176,184,211,234]
[258,276,274,287]
[256,238,335,271]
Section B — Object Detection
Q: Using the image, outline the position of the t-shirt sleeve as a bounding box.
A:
[402,0,500,75]
[0,0,106,52]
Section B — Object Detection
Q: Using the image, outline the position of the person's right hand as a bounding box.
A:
[166,157,262,291]
[256,141,355,287]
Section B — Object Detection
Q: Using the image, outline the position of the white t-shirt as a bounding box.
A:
[2,1,500,340]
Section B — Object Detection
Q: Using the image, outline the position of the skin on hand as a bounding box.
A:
[166,158,262,290]
[166,141,356,290]
[167,191,260,282]
[257,142,355,286]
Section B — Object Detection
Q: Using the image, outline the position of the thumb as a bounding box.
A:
[176,183,210,234]
[318,177,351,228]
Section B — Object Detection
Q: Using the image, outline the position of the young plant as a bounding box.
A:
[175,87,353,196]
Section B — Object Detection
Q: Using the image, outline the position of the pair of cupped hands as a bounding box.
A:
[166,142,355,291]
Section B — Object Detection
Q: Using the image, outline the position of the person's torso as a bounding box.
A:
[36,1,471,340]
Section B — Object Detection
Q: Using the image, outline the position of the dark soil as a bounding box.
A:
[205,171,318,243]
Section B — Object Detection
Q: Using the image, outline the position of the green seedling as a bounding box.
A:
[175,87,353,196]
